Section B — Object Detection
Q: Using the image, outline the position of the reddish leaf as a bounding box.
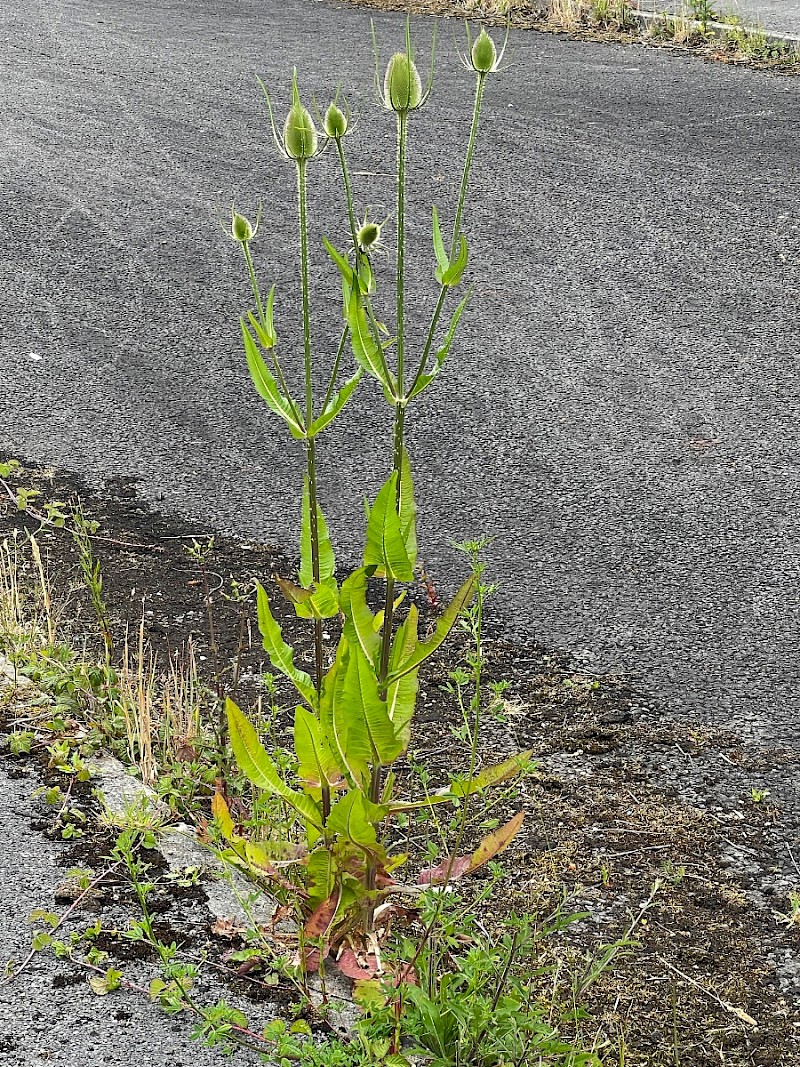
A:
[418,856,471,885]
[335,948,380,980]
[298,947,321,973]
[304,889,340,940]
[469,811,524,873]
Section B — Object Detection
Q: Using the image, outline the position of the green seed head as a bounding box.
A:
[471,28,497,73]
[283,70,318,161]
[323,102,348,140]
[357,220,381,251]
[231,210,254,243]
[383,52,423,113]
[283,103,318,161]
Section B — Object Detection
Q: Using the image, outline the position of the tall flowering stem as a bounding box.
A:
[410,69,487,397]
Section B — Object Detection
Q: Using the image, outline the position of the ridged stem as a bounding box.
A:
[297,157,329,822]
[365,111,411,930]
[409,72,486,397]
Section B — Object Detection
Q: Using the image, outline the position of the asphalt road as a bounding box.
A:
[0,2,798,1062]
[0,3,798,741]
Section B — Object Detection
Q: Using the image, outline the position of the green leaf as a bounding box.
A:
[299,476,336,589]
[227,698,322,829]
[306,847,336,910]
[294,706,342,790]
[342,643,403,767]
[320,640,366,785]
[356,254,375,295]
[432,205,448,274]
[386,606,419,751]
[256,583,317,707]
[293,580,340,621]
[327,790,386,854]
[241,321,305,439]
[339,569,380,665]
[346,287,397,402]
[388,572,477,683]
[398,447,417,568]
[441,233,469,286]
[88,967,122,996]
[247,284,276,349]
[409,289,471,400]
[364,473,414,582]
[323,237,354,287]
[448,750,535,798]
[309,367,362,437]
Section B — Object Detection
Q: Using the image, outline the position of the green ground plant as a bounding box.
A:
[220,18,536,982]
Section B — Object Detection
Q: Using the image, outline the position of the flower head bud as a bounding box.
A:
[383,52,423,113]
[282,69,318,161]
[323,102,348,140]
[471,28,497,73]
[231,210,254,243]
[357,220,381,251]
[284,103,318,161]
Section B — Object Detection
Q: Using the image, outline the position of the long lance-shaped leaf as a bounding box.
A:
[364,472,414,582]
[399,447,417,568]
[469,811,525,872]
[440,233,469,287]
[294,705,343,791]
[419,812,525,886]
[432,205,449,276]
[247,285,276,348]
[256,583,317,707]
[386,606,419,752]
[227,698,322,829]
[241,321,305,439]
[308,367,362,437]
[299,475,336,589]
[339,568,380,665]
[447,750,535,798]
[409,289,471,400]
[343,643,403,767]
[323,639,370,787]
[347,286,397,403]
[388,572,477,683]
[323,236,354,288]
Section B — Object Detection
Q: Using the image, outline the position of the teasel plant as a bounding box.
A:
[227,69,365,821]
[221,20,523,972]
[322,17,510,921]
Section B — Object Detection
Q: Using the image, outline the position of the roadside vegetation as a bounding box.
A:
[343,0,800,73]
[0,13,798,1067]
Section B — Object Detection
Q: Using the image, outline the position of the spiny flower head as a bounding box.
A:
[383,52,423,113]
[372,17,435,116]
[226,204,261,244]
[283,69,318,161]
[461,21,509,76]
[323,101,349,140]
[260,68,322,164]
